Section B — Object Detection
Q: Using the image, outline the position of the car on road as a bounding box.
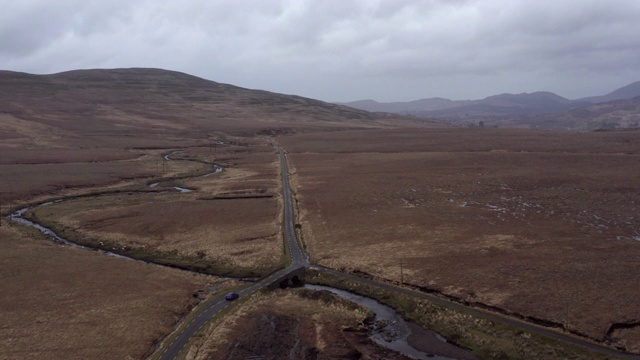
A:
[225,292,239,301]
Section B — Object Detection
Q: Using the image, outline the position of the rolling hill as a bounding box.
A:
[341,91,592,117]
[531,96,640,131]
[579,81,640,103]
[341,81,640,131]
[1,68,431,149]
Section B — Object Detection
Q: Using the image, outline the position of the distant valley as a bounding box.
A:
[340,81,640,131]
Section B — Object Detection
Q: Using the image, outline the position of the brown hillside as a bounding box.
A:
[0,68,434,149]
[536,96,640,131]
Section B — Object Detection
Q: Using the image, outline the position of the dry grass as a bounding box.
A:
[278,127,640,154]
[23,140,284,277]
[308,271,620,360]
[0,68,434,359]
[185,289,411,360]
[0,223,223,360]
[177,141,280,197]
[29,192,282,275]
[0,148,208,205]
[0,145,138,165]
[0,159,150,202]
[277,128,640,347]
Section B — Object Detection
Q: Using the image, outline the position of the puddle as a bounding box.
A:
[173,187,193,193]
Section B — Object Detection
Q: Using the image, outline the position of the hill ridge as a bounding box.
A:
[340,81,640,119]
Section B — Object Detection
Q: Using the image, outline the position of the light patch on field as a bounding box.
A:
[314,314,327,350]
[28,143,283,274]
[478,234,520,251]
[0,114,66,146]
[474,289,512,306]
[611,327,640,354]
[444,285,467,297]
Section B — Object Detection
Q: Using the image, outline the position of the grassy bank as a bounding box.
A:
[22,210,282,278]
[306,270,621,360]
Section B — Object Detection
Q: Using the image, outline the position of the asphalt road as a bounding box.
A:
[158,144,640,360]
[158,145,306,360]
[278,146,310,267]
[158,267,291,360]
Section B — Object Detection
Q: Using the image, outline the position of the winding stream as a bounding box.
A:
[154,150,223,191]
[9,202,129,260]
[7,151,226,268]
[7,192,266,285]
[11,193,469,360]
[306,285,475,360]
[7,145,480,359]
[6,146,466,359]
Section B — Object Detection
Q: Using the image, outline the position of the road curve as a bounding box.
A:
[158,267,291,360]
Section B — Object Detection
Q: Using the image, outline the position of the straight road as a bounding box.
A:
[159,143,640,360]
[277,146,310,267]
[276,144,640,359]
[158,145,306,360]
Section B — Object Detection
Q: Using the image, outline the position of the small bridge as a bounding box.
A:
[267,266,306,290]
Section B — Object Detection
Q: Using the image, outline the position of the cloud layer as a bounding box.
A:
[2,0,639,101]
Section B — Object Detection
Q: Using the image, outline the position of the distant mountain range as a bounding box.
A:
[1,68,637,133]
[340,81,640,130]
[527,96,640,131]
[579,81,640,103]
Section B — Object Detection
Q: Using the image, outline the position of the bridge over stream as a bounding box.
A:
[266,266,306,290]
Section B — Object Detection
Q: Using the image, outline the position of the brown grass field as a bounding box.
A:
[20,140,284,277]
[0,147,209,205]
[28,192,281,277]
[277,128,640,350]
[1,128,285,358]
[0,224,224,360]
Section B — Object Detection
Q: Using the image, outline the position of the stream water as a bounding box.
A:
[7,152,226,264]
[9,203,129,260]
[7,198,264,284]
[202,165,224,177]
[305,284,468,360]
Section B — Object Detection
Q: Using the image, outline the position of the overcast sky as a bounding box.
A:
[2,0,640,102]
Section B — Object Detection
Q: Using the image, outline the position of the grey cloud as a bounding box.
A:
[1,0,639,101]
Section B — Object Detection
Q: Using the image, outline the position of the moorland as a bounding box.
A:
[1,67,639,359]
[0,68,415,359]
[278,128,640,351]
